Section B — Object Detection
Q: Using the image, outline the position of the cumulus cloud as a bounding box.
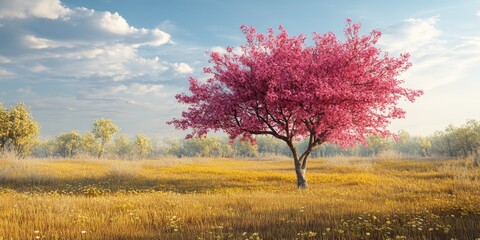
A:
[23,35,71,49]
[0,3,173,81]
[0,0,202,137]
[99,11,136,35]
[173,62,193,74]
[0,0,70,19]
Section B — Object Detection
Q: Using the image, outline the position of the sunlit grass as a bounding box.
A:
[0,156,479,239]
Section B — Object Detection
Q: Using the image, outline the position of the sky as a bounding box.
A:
[1,0,480,138]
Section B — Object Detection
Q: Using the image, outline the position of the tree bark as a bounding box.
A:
[295,161,308,189]
[287,140,312,189]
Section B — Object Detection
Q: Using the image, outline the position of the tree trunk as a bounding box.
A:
[295,162,308,189]
[473,148,480,167]
[98,140,106,159]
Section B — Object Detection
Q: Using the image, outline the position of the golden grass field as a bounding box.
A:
[0,155,479,239]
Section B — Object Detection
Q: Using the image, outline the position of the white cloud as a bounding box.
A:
[173,62,193,74]
[31,64,49,73]
[23,35,70,49]
[477,10,480,16]
[0,5,173,81]
[0,68,14,77]
[0,0,70,19]
[16,87,34,95]
[0,1,203,137]
[0,56,11,63]
[379,17,480,90]
[211,46,243,55]
[111,83,163,96]
[379,17,442,57]
[379,17,480,135]
[80,83,164,100]
[99,12,136,35]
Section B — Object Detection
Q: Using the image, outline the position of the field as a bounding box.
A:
[0,156,480,240]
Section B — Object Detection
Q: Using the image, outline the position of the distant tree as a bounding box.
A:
[92,118,119,159]
[431,121,480,158]
[113,134,133,159]
[182,137,224,157]
[5,103,40,157]
[134,134,153,158]
[169,21,422,188]
[393,130,422,156]
[81,131,101,157]
[31,139,56,158]
[161,137,183,157]
[364,135,392,156]
[256,136,289,156]
[233,139,258,157]
[55,131,82,158]
[417,137,432,157]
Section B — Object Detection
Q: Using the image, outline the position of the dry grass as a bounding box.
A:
[0,155,479,239]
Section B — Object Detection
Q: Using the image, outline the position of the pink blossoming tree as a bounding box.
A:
[168,20,422,188]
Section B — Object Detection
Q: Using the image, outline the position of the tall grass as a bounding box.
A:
[0,154,479,239]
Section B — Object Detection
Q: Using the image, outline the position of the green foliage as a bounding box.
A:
[430,120,480,158]
[81,131,101,156]
[256,136,290,156]
[55,131,82,158]
[113,134,133,159]
[1,103,40,157]
[31,139,57,158]
[161,137,183,157]
[92,118,119,158]
[233,139,258,157]
[182,137,226,157]
[134,134,153,158]
[365,135,392,156]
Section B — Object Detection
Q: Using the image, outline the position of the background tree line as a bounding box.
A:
[2,102,480,164]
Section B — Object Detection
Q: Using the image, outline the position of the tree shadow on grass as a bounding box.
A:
[0,174,265,195]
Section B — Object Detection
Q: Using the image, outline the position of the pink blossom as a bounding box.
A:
[168,21,422,188]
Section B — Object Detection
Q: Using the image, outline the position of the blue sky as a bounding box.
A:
[1,0,480,138]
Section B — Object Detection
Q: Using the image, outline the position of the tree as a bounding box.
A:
[182,137,224,157]
[134,134,152,158]
[363,135,392,156]
[6,103,40,157]
[113,134,133,159]
[168,21,422,188]
[92,118,119,158]
[55,131,82,158]
[31,139,56,158]
[233,138,258,157]
[81,131,101,157]
[417,137,431,157]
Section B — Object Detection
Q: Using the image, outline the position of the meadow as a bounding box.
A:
[0,155,479,240]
